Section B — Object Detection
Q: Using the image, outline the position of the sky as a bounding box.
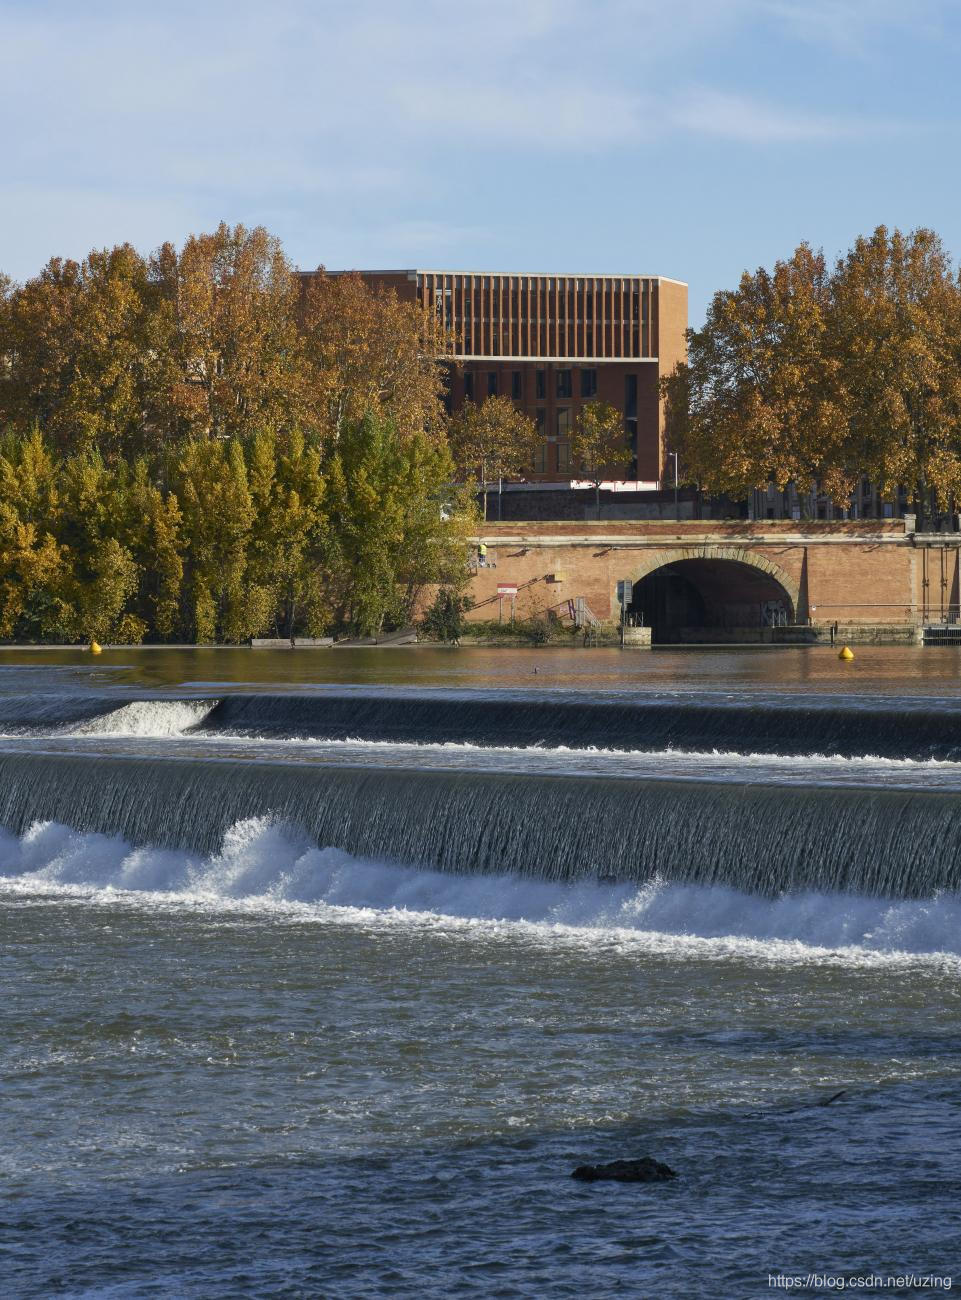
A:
[2,0,960,324]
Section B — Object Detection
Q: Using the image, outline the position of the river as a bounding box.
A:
[2,646,959,1297]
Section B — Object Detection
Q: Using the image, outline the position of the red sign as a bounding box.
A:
[497,584,518,597]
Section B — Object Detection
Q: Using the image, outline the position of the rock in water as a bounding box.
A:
[571,1157,677,1183]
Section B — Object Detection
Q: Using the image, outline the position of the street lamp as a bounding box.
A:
[668,451,679,520]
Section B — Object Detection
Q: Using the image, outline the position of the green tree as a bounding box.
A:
[322,415,472,635]
[247,428,329,638]
[172,438,272,642]
[72,537,139,643]
[420,588,473,643]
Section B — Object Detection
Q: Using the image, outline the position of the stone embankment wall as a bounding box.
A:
[467,520,956,637]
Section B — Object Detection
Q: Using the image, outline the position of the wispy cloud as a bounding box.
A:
[671,89,871,144]
[0,0,956,282]
[759,0,957,56]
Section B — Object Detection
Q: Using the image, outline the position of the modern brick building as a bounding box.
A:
[317,269,687,484]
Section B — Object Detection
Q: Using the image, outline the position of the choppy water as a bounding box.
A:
[2,648,961,1296]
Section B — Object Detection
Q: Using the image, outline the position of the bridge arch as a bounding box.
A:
[626,546,801,643]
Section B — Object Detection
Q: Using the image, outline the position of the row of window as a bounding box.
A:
[464,369,598,401]
[533,440,572,474]
[461,329,641,357]
[425,275,652,293]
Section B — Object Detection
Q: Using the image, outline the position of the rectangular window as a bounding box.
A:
[557,369,572,398]
[624,374,637,418]
[512,370,522,401]
[557,441,572,472]
[556,408,571,438]
[464,372,474,401]
[487,372,498,397]
[581,369,597,398]
[536,369,546,399]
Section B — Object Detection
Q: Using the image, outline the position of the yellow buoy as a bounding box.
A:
[89,640,102,654]
[838,645,854,660]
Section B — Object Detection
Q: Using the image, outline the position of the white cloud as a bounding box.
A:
[0,0,954,279]
[759,0,956,55]
[671,89,868,143]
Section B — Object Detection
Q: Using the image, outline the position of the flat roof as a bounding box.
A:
[300,268,688,287]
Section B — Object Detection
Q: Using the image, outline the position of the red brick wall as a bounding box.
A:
[467,521,920,625]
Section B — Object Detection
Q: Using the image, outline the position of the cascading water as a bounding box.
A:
[4,656,961,1298]
[2,748,961,898]
[7,687,961,759]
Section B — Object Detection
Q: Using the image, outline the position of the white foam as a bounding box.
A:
[68,700,216,737]
[1,817,960,971]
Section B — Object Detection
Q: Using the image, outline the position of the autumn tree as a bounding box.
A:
[0,247,178,458]
[300,270,452,444]
[448,395,540,519]
[829,226,961,519]
[663,244,847,505]
[571,400,631,519]
[166,223,307,441]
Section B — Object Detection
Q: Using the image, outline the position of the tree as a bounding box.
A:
[301,269,451,443]
[72,537,139,643]
[420,588,473,643]
[662,229,961,517]
[830,226,961,519]
[247,428,329,638]
[0,247,175,458]
[662,243,846,506]
[448,395,540,519]
[570,400,630,518]
[171,438,272,642]
[168,223,306,441]
[321,415,473,635]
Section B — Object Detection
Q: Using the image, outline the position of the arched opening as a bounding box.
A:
[629,557,797,644]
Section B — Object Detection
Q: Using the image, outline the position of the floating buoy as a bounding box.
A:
[838,645,854,660]
[89,640,102,654]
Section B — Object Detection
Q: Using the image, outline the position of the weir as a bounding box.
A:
[6,689,961,758]
[204,692,961,760]
[2,750,961,898]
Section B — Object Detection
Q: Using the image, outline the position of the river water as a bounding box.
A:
[2,647,960,1297]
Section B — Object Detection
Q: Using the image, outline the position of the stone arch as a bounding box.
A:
[626,546,800,641]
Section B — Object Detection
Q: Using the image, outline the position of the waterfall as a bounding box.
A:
[201,692,961,759]
[7,689,961,760]
[2,750,959,898]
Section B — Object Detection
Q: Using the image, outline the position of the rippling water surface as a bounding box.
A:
[2,647,961,1297]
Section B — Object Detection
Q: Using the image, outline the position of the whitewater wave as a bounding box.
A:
[2,817,960,969]
[19,697,961,771]
[68,699,216,737]
[25,700,961,777]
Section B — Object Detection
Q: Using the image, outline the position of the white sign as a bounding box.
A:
[497,584,518,597]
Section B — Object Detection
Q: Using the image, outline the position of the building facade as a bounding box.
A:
[318,269,687,483]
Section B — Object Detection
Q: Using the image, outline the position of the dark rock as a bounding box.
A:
[571,1157,677,1183]
[817,1090,846,1107]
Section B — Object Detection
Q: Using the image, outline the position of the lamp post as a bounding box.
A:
[668,451,679,520]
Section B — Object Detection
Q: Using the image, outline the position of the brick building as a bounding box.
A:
[313,269,687,484]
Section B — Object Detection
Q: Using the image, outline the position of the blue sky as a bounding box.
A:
[2,0,959,323]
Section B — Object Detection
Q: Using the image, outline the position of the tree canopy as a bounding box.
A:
[448,395,540,518]
[571,400,630,517]
[0,225,476,643]
[663,225,961,512]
